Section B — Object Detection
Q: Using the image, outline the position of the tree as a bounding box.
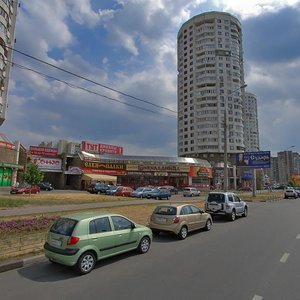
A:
[22,163,44,195]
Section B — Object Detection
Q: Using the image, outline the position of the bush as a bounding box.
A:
[0,216,59,234]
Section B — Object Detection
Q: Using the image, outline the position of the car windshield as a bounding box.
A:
[207,193,225,203]
[135,187,143,191]
[154,206,177,215]
[50,218,77,236]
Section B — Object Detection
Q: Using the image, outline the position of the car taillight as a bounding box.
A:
[67,236,80,245]
[173,217,180,223]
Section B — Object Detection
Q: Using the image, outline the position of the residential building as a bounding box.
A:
[277,151,299,184]
[0,0,19,125]
[177,11,246,165]
[243,92,260,151]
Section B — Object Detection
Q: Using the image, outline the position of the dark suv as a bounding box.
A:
[87,183,110,194]
[205,192,248,221]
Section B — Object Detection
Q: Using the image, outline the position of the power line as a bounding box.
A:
[9,60,177,119]
[5,45,177,114]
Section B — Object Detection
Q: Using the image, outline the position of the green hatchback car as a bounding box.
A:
[44,213,152,275]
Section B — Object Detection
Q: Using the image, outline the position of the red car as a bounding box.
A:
[10,185,41,195]
[115,186,134,197]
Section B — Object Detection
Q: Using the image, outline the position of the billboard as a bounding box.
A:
[33,157,62,171]
[236,151,271,168]
[30,146,58,157]
[81,141,123,155]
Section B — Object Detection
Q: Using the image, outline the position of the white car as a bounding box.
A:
[284,188,298,199]
[183,187,201,197]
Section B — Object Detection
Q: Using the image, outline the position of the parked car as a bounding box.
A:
[10,184,41,195]
[183,187,201,197]
[149,204,212,239]
[38,182,54,191]
[131,187,153,198]
[115,186,134,197]
[105,186,123,196]
[284,188,298,199]
[146,188,171,200]
[205,192,248,221]
[44,212,152,275]
[160,185,179,194]
[87,183,110,194]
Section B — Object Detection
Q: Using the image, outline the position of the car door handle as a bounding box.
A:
[92,238,98,240]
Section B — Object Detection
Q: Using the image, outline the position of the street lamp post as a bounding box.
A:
[223,84,247,192]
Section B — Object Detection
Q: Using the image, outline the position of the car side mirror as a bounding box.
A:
[131,223,136,229]
[199,209,205,214]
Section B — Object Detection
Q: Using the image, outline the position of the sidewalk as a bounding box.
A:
[0,198,200,217]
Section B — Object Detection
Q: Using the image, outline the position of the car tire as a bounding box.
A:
[242,207,248,217]
[76,251,96,275]
[178,226,188,240]
[137,236,151,254]
[205,219,212,231]
[228,210,236,221]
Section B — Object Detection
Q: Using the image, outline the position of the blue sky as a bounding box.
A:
[2,0,300,156]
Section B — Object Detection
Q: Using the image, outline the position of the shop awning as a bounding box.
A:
[82,174,117,183]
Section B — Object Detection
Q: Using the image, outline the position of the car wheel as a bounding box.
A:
[166,196,169,200]
[229,210,236,221]
[205,219,212,231]
[137,236,151,254]
[178,226,188,240]
[76,251,96,275]
[242,207,248,217]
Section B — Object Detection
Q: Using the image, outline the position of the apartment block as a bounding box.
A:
[177,11,246,164]
[0,0,19,125]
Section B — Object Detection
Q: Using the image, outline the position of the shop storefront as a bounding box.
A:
[0,135,25,187]
[68,152,212,190]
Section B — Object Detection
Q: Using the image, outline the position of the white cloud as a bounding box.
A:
[212,0,300,19]
[66,0,103,28]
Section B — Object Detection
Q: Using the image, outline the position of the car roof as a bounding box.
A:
[61,212,119,221]
[155,203,196,209]
[208,191,234,195]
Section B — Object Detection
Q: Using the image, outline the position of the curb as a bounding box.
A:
[0,254,47,273]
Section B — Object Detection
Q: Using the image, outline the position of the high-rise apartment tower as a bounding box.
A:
[0,0,19,125]
[177,11,246,164]
[243,92,260,151]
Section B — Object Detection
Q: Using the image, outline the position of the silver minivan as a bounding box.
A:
[205,192,248,221]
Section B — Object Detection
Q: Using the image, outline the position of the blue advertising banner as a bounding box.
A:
[236,151,271,168]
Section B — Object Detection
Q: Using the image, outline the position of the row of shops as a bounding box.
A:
[1,137,214,190]
[1,136,268,191]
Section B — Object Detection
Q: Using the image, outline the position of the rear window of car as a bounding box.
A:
[50,218,77,236]
[154,206,177,215]
[207,193,225,203]
[183,188,191,191]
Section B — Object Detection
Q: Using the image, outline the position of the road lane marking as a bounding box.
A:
[252,295,263,300]
[280,253,290,263]
[296,234,300,239]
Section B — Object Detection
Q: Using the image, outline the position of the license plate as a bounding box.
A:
[50,239,62,247]
[157,217,167,223]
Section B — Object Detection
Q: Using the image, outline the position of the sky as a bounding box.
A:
[2,0,300,157]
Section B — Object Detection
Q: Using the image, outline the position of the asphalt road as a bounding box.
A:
[1,199,300,300]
